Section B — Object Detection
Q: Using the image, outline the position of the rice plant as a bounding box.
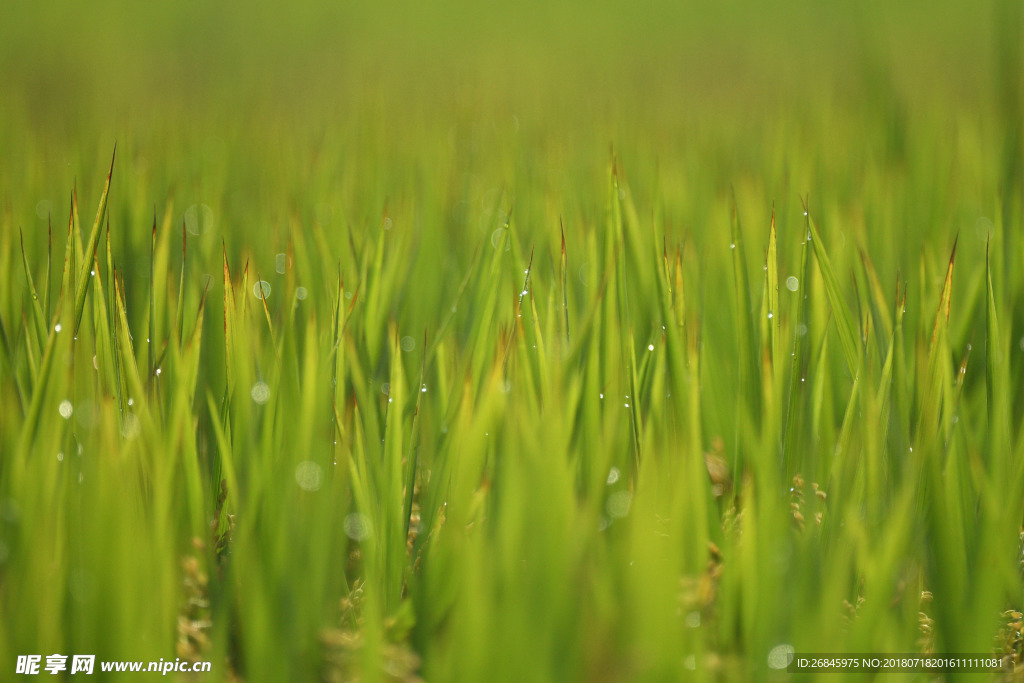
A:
[1,1,1023,680]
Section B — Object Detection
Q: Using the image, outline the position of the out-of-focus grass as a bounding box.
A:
[1,1,1023,680]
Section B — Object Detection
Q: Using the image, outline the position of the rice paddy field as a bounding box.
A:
[2,0,1024,680]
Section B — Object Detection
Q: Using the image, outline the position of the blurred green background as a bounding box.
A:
[2,1,1024,680]
[2,0,1020,258]
[2,0,1016,148]
[2,0,1020,331]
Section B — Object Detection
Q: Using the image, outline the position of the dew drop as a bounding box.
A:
[251,381,270,405]
[58,400,74,419]
[253,281,272,299]
[343,512,372,541]
[767,644,795,670]
[578,262,591,285]
[294,461,323,491]
[491,228,506,250]
[121,413,141,440]
[785,276,799,292]
[606,491,632,518]
[184,204,215,236]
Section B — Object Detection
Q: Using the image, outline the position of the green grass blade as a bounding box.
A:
[766,205,779,371]
[19,228,47,353]
[73,147,115,333]
[806,210,860,374]
[43,218,52,324]
[0,309,27,415]
[985,238,1009,470]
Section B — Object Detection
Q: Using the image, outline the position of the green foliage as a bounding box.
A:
[1,2,1023,680]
